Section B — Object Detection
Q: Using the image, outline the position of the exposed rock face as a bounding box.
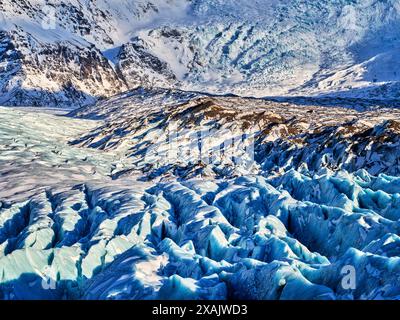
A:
[0,29,126,107]
[116,37,178,90]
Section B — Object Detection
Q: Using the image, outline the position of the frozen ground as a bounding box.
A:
[1,89,400,300]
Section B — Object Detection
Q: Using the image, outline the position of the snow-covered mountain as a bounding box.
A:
[1,0,400,106]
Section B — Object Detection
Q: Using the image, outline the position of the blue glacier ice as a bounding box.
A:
[1,168,400,300]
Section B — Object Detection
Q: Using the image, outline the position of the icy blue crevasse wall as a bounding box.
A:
[0,169,399,300]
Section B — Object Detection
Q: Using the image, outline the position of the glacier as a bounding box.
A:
[1,0,400,301]
[1,88,400,300]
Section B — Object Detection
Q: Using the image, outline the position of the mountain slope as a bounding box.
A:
[1,0,400,106]
[0,28,125,107]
